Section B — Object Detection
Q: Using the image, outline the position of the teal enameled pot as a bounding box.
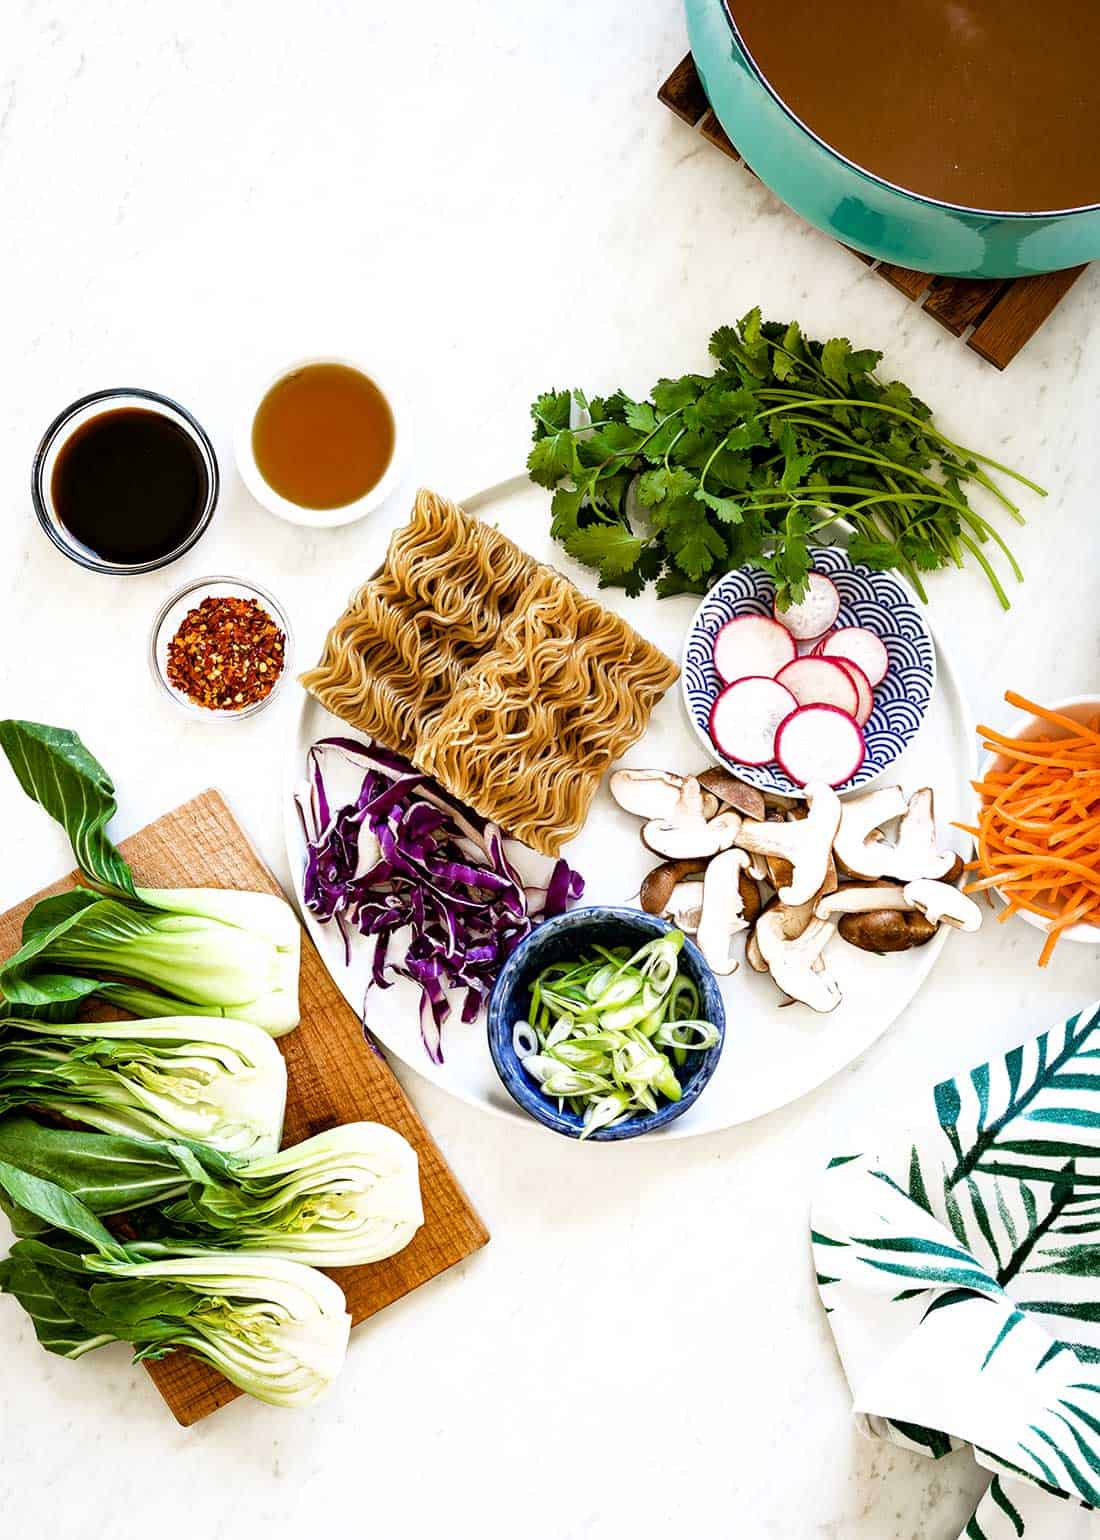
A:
[684,0,1100,277]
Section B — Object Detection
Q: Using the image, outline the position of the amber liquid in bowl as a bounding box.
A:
[251,362,395,510]
[728,0,1100,212]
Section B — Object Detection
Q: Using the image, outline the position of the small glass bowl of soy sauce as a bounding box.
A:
[32,387,219,574]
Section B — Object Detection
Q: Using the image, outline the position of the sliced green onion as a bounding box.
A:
[517,931,719,1138]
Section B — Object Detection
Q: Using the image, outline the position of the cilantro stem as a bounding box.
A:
[662,427,687,472]
[753,391,1045,498]
[955,531,1010,609]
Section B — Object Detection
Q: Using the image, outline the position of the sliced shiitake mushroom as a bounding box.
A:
[696,767,766,822]
[639,857,709,916]
[754,910,841,1013]
[609,769,686,822]
[641,810,741,860]
[838,909,937,953]
[745,927,767,972]
[664,880,705,933]
[739,867,762,926]
[736,783,841,907]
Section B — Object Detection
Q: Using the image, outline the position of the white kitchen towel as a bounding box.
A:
[813,1002,1100,1538]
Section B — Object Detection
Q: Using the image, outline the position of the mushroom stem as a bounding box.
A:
[735,782,841,907]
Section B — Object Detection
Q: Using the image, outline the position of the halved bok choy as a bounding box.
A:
[0,1014,286,1158]
[0,1164,349,1407]
[0,1114,422,1267]
[0,721,300,1035]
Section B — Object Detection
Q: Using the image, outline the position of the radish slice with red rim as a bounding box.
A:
[773,572,840,641]
[713,615,796,685]
[709,676,798,766]
[775,705,865,788]
[819,627,889,688]
[832,658,874,726]
[775,657,859,715]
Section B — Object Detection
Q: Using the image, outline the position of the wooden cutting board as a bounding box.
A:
[0,788,489,1425]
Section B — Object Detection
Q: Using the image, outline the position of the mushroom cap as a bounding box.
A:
[639,857,710,916]
[838,908,937,953]
[696,767,767,822]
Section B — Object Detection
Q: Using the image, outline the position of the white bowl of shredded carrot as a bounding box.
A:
[965,693,1100,966]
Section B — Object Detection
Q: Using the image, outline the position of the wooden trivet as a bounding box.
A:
[659,53,1087,370]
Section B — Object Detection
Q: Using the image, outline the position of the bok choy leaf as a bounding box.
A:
[0,1165,351,1406]
[0,1114,423,1267]
[0,1229,350,1405]
[0,721,301,1035]
[0,1015,286,1158]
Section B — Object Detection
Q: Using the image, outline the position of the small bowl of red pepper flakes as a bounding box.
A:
[150,577,292,718]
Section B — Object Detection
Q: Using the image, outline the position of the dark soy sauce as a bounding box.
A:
[51,408,208,565]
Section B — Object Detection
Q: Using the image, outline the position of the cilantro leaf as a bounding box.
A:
[578,422,643,463]
[637,465,697,507]
[549,483,586,539]
[528,311,1035,608]
[530,390,572,435]
[847,534,900,570]
[618,543,664,598]
[527,431,577,488]
[695,488,744,524]
[778,423,816,491]
[652,375,702,414]
[563,522,644,579]
[622,399,657,433]
[664,501,727,581]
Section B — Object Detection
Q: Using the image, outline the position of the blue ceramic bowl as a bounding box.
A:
[487,908,726,1141]
[682,546,935,800]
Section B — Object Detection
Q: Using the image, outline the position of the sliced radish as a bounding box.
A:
[775,657,859,715]
[709,676,798,766]
[832,658,874,726]
[773,572,840,641]
[713,615,796,685]
[819,627,889,688]
[775,705,865,788]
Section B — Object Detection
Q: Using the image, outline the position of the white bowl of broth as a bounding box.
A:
[236,358,405,528]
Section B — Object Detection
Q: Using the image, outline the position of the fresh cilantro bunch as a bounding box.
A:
[528,308,1043,608]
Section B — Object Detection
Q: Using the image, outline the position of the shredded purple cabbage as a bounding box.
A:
[297,737,584,1063]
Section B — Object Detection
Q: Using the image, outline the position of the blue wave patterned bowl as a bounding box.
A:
[486,908,726,1141]
[682,548,936,798]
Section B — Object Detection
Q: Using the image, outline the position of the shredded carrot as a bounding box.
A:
[959,692,1100,966]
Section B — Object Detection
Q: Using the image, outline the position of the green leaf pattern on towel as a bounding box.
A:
[813,1002,1100,1540]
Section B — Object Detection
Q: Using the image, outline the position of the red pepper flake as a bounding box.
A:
[166,594,286,711]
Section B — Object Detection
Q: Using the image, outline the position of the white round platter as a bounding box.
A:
[284,473,977,1139]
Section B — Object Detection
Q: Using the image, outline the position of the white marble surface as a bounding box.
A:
[1,2,1098,1535]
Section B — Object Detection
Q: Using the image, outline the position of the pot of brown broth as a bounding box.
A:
[685,0,1100,275]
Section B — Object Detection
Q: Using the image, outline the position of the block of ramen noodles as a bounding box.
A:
[414,567,679,856]
[303,488,678,855]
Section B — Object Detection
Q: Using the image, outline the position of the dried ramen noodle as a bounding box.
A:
[301,488,678,855]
